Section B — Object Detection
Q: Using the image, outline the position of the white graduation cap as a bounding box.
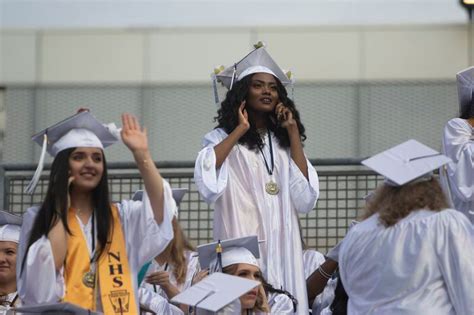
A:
[457,66,474,116]
[197,235,260,271]
[0,210,22,243]
[362,139,451,186]
[171,272,259,313]
[15,302,103,314]
[25,111,119,194]
[212,42,293,105]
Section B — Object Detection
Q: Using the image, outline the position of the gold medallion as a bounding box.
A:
[83,271,96,288]
[265,181,279,195]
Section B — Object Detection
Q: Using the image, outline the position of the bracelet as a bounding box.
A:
[317,266,333,280]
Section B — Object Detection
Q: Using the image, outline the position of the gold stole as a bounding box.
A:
[64,205,138,314]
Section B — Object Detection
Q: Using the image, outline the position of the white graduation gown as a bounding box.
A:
[138,287,184,315]
[0,292,20,315]
[194,128,319,314]
[16,180,176,313]
[139,250,199,314]
[440,118,474,223]
[302,249,336,315]
[267,292,294,314]
[339,209,474,315]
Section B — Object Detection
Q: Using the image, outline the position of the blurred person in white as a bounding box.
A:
[138,189,199,314]
[297,221,337,314]
[196,236,297,314]
[194,42,319,314]
[0,211,22,314]
[440,66,474,224]
[17,111,176,314]
[339,139,474,314]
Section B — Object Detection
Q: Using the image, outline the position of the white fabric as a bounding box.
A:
[221,247,259,269]
[0,225,20,243]
[139,250,198,314]
[0,292,20,314]
[311,278,337,315]
[138,287,184,315]
[302,249,336,315]
[194,128,319,315]
[140,250,200,299]
[267,292,294,314]
[302,249,325,280]
[440,118,474,223]
[237,66,277,82]
[16,180,176,313]
[339,209,474,315]
[51,128,103,156]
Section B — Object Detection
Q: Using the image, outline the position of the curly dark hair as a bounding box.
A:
[215,73,306,150]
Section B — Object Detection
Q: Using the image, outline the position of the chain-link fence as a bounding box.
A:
[2,80,457,165]
[0,160,384,254]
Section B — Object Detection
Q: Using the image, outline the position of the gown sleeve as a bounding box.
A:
[434,209,474,314]
[118,179,176,268]
[194,129,230,204]
[17,207,65,305]
[289,157,320,213]
[268,293,294,314]
[442,119,474,202]
[138,287,184,315]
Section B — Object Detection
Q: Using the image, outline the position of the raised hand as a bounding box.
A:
[121,113,148,154]
[145,270,172,288]
[238,101,250,131]
[275,103,296,130]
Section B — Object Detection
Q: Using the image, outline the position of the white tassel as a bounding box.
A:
[229,64,237,90]
[25,134,48,194]
[211,73,220,106]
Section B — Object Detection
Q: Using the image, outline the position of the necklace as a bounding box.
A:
[258,129,279,195]
[82,212,96,288]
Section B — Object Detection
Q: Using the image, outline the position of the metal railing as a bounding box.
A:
[0,160,383,253]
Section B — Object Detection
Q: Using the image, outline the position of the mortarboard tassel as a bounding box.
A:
[215,240,223,273]
[25,133,48,194]
[229,64,237,90]
[211,73,220,106]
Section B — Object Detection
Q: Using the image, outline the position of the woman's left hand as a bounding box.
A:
[145,271,173,288]
[121,113,148,153]
[275,103,297,129]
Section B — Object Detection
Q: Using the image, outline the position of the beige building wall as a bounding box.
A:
[0,24,472,84]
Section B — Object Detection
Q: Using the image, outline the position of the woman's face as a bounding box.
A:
[0,241,17,286]
[246,73,279,113]
[232,263,261,310]
[68,147,104,192]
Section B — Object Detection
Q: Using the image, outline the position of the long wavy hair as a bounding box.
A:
[363,178,449,227]
[460,91,474,119]
[21,147,113,274]
[159,217,195,285]
[222,264,270,313]
[215,73,306,150]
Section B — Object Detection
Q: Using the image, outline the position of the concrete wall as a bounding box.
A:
[0,25,472,163]
[1,25,472,84]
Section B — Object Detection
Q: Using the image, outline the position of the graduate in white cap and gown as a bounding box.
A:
[17,111,176,314]
[194,42,319,314]
[0,211,22,314]
[339,139,474,314]
[191,235,295,314]
[440,66,474,224]
[137,188,199,315]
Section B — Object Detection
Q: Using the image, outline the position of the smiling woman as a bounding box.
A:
[0,211,22,311]
[17,111,177,314]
